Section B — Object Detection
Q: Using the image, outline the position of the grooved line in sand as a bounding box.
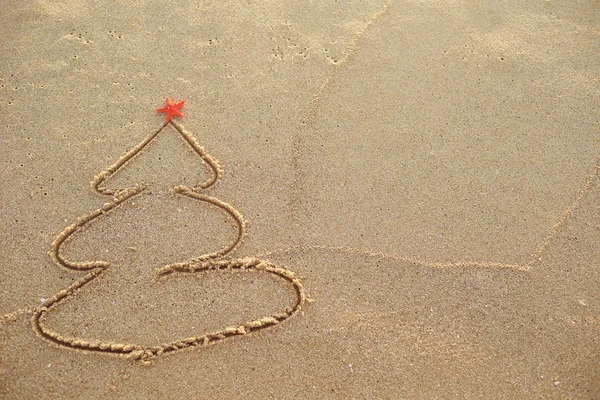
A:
[291,1,391,224]
[30,119,307,363]
[303,1,391,127]
[274,159,600,272]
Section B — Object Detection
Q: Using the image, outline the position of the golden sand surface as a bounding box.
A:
[1,0,599,398]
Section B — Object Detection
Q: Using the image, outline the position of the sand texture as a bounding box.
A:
[1,0,599,398]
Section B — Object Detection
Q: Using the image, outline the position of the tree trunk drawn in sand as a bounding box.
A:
[32,100,307,362]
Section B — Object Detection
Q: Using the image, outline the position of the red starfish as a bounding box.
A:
[156,97,185,122]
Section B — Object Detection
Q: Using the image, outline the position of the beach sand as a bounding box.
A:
[1,0,599,398]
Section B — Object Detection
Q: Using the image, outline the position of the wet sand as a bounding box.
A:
[1,1,599,398]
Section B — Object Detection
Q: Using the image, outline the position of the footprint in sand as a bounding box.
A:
[32,99,307,362]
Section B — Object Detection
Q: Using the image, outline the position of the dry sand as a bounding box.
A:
[1,0,599,398]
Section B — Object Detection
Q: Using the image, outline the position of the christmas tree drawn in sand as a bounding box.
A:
[32,98,307,362]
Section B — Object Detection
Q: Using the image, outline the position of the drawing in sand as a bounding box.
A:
[31,98,308,362]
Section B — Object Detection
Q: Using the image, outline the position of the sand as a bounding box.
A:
[1,0,599,398]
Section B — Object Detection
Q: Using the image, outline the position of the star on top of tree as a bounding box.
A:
[156,97,185,122]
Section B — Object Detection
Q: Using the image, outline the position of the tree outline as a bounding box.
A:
[32,116,307,363]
